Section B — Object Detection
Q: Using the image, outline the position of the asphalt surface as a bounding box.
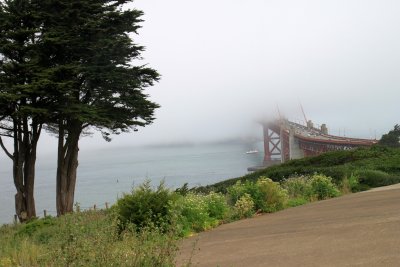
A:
[177,184,400,267]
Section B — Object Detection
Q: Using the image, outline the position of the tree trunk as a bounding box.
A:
[11,118,40,222]
[15,148,38,221]
[56,120,82,216]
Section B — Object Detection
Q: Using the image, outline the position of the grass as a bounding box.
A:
[0,211,178,267]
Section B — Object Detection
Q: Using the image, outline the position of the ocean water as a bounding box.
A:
[0,142,264,224]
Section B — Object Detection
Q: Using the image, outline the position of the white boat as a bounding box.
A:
[245,150,259,154]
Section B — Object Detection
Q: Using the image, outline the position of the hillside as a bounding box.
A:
[195,146,400,193]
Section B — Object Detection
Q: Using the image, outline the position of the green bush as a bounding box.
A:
[282,176,311,198]
[227,180,257,206]
[227,177,288,213]
[115,180,176,231]
[205,192,229,220]
[308,174,340,200]
[16,216,56,237]
[356,169,400,188]
[170,192,228,236]
[234,193,255,219]
[256,177,288,212]
[340,174,361,193]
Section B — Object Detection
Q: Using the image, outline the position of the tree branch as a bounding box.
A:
[0,125,13,131]
[0,136,13,160]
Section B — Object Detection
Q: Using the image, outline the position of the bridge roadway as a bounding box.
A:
[285,121,377,146]
[177,184,400,267]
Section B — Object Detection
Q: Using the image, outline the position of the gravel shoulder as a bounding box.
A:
[177,184,400,267]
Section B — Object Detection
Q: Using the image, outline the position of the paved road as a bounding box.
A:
[177,184,400,267]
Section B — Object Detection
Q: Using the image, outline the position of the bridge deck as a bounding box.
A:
[286,121,377,146]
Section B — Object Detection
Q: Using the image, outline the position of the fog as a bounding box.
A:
[3,0,400,154]
[123,0,399,147]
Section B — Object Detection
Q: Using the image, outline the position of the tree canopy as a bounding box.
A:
[379,124,400,148]
[0,0,160,219]
[0,0,47,221]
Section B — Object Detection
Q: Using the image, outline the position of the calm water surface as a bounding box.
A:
[0,142,264,224]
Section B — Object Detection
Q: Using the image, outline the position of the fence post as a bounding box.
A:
[105,202,109,210]
[14,214,18,225]
[43,210,47,218]
[93,204,96,211]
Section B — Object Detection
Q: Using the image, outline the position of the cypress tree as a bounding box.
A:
[0,0,44,221]
[37,0,160,215]
[0,0,159,218]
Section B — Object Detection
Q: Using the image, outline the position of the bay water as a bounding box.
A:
[0,141,264,224]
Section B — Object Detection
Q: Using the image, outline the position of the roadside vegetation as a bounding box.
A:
[1,146,400,266]
[196,145,400,193]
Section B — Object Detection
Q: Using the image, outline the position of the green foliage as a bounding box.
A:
[308,174,340,200]
[233,193,255,219]
[227,177,288,213]
[256,177,288,212]
[286,198,309,207]
[282,174,340,201]
[197,146,400,194]
[116,181,230,237]
[16,217,56,238]
[1,0,162,218]
[206,192,230,220]
[170,192,229,236]
[0,211,178,266]
[341,174,361,193]
[379,124,400,147]
[227,180,257,206]
[282,176,311,199]
[356,169,400,188]
[115,180,176,231]
[175,183,190,196]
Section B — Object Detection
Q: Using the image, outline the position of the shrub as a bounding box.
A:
[16,216,56,238]
[170,193,225,236]
[115,180,176,231]
[175,183,190,196]
[282,176,311,198]
[256,177,288,212]
[234,193,255,219]
[205,192,229,220]
[356,169,400,188]
[227,180,255,205]
[340,173,361,193]
[308,174,340,200]
[227,177,288,213]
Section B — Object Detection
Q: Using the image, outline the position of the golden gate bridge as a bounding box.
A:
[259,118,377,167]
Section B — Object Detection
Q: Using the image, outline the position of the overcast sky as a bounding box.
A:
[5,0,400,154]
[121,0,400,144]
